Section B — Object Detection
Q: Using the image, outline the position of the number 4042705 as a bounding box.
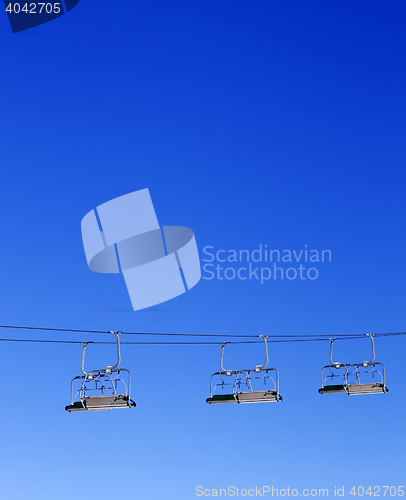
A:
[350,486,404,497]
[5,3,61,14]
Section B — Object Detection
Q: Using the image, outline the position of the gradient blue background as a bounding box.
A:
[0,1,405,499]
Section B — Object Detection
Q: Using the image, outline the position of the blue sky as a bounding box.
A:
[0,1,405,499]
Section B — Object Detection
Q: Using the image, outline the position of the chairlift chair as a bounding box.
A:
[318,334,388,396]
[65,331,136,412]
[206,336,283,404]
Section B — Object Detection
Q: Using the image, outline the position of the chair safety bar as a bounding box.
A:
[209,367,280,399]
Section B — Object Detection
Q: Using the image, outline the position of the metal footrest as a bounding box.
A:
[345,383,388,395]
[318,383,388,396]
[65,395,136,412]
[207,390,282,404]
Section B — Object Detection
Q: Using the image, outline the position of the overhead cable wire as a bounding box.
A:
[0,324,378,338]
[0,334,405,346]
[0,337,339,345]
[1,324,406,340]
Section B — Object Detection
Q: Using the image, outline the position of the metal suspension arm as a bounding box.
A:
[80,331,121,375]
[255,335,269,371]
[220,343,232,375]
[81,342,90,375]
[329,338,341,368]
[108,331,122,369]
[363,333,375,366]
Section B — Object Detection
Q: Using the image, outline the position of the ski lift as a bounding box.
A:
[65,331,136,412]
[206,336,283,404]
[318,334,388,396]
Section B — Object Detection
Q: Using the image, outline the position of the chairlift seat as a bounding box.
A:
[206,390,282,404]
[319,336,388,397]
[318,384,346,394]
[318,383,388,396]
[208,337,282,405]
[345,383,388,395]
[67,332,136,413]
[206,394,236,404]
[65,401,86,412]
[65,394,136,412]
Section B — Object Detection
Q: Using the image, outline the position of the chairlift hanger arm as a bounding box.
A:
[255,335,269,371]
[329,338,342,367]
[108,331,122,369]
[364,334,376,366]
[81,342,91,375]
[80,331,122,375]
[220,342,232,375]
[220,336,269,374]
[328,334,377,368]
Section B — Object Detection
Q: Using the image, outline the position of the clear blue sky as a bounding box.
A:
[0,1,405,499]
